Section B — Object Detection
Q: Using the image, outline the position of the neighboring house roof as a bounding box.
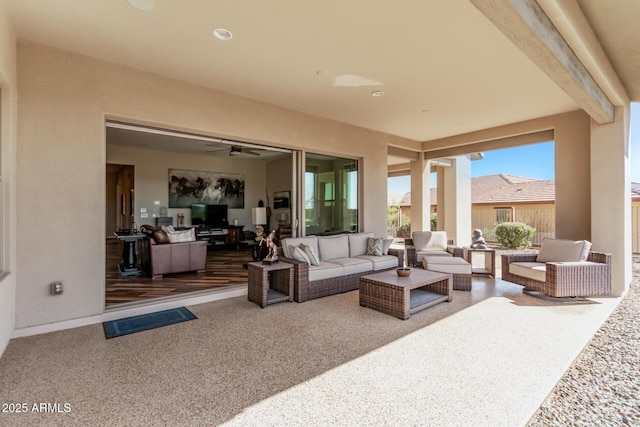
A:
[393,174,554,207]
[632,182,640,200]
[471,174,555,205]
[398,192,411,207]
[393,176,640,206]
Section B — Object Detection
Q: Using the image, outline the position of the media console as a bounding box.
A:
[194,225,244,249]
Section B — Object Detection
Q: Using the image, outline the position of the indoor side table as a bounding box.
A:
[247,261,294,308]
[463,247,496,278]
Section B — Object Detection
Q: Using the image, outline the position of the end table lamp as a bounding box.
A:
[252,207,267,241]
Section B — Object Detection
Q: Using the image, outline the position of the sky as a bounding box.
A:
[388,102,640,195]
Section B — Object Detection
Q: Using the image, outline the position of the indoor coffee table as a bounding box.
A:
[359,269,452,320]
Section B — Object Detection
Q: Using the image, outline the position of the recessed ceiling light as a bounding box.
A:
[127,0,156,11]
[371,91,385,97]
[213,28,233,40]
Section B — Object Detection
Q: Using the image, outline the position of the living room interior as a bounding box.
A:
[105,121,364,306]
[105,122,294,306]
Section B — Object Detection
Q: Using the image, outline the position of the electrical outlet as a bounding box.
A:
[51,281,63,295]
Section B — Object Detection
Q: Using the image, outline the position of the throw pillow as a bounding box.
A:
[140,225,155,237]
[160,225,176,234]
[152,229,170,244]
[290,245,311,264]
[300,243,320,266]
[382,238,393,255]
[167,228,195,243]
[366,237,384,256]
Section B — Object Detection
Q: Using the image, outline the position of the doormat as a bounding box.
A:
[103,307,197,339]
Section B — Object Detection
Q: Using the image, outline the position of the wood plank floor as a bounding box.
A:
[105,239,251,306]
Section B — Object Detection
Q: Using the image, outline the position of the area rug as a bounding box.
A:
[103,307,197,339]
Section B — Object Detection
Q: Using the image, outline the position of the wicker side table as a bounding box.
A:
[247,261,294,308]
[463,247,496,278]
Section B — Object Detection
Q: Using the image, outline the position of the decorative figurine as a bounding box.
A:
[470,229,488,249]
[261,229,279,264]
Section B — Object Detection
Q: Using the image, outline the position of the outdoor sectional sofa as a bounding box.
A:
[279,232,404,302]
[501,238,612,297]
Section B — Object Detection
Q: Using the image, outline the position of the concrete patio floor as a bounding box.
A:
[0,271,622,426]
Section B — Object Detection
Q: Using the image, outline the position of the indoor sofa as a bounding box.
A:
[501,238,612,297]
[139,225,207,279]
[279,232,403,302]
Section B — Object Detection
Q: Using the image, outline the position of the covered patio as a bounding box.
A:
[0,1,638,425]
[0,270,632,426]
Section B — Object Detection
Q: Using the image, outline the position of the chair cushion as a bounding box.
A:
[325,257,372,275]
[412,231,448,251]
[317,235,349,261]
[415,249,453,263]
[509,262,547,282]
[536,239,592,263]
[422,256,471,275]
[348,232,374,257]
[308,262,345,282]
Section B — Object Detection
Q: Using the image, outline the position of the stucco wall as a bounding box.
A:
[554,112,591,240]
[0,2,17,354]
[266,156,293,232]
[15,40,403,328]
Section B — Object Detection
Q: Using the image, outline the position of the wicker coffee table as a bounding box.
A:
[359,269,452,320]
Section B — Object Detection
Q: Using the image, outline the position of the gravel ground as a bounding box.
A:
[527,256,640,426]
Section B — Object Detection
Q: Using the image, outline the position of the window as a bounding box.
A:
[305,171,315,227]
[495,207,513,223]
[305,153,358,235]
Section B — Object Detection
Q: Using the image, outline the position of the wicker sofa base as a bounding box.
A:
[298,267,396,302]
[451,273,472,291]
[280,255,397,302]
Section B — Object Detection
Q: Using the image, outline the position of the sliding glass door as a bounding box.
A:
[304,153,358,235]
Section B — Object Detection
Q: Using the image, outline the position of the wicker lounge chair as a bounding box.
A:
[501,239,612,297]
[404,231,463,267]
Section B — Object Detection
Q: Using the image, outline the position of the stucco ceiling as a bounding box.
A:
[576,0,640,101]
[3,0,636,145]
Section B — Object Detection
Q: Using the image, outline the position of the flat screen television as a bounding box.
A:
[206,204,228,229]
[191,203,206,226]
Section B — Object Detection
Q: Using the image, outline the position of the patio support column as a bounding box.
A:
[442,156,472,247]
[590,105,632,296]
[410,157,431,232]
[436,167,445,230]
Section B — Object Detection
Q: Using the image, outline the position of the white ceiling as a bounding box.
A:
[106,122,291,161]
[4,0,638,148]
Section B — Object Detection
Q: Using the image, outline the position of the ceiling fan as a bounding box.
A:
[205,144,262,157]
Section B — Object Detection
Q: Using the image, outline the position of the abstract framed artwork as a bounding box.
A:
[168,169,245,208]
[273,191,290,209]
